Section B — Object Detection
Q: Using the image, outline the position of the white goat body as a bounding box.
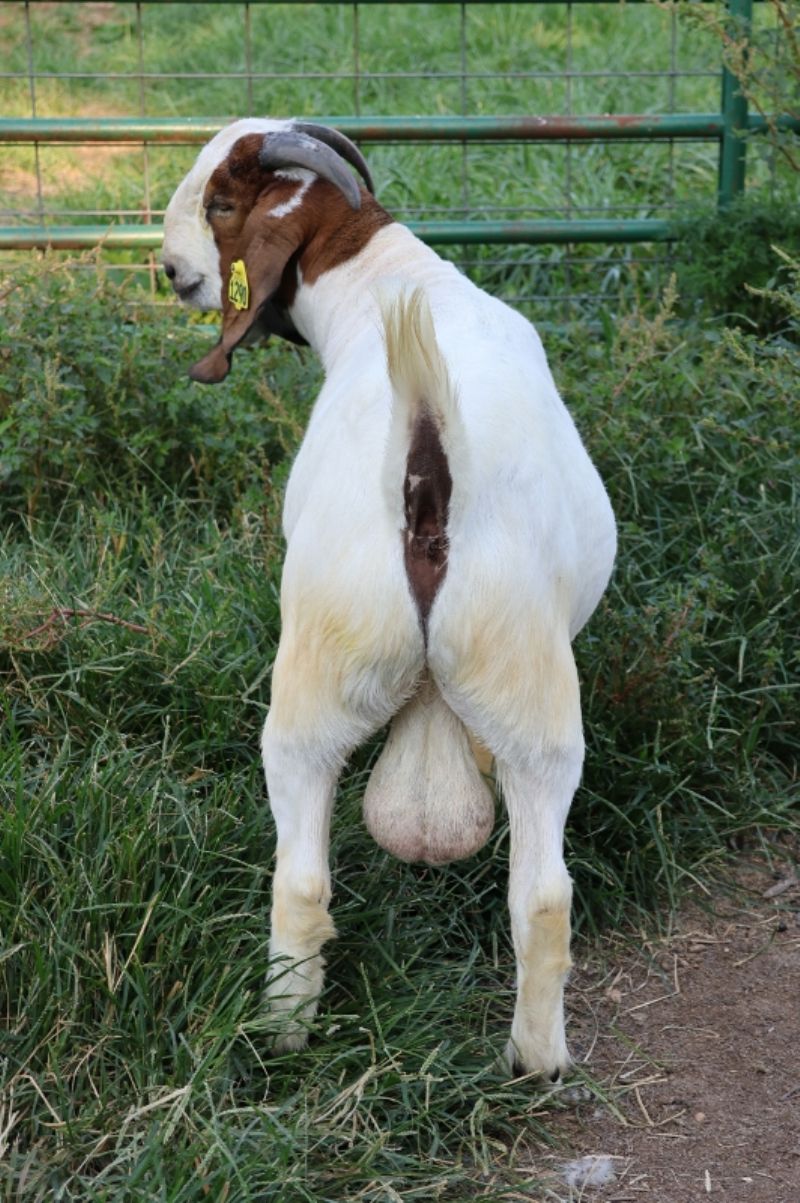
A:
[162,119,617,1078]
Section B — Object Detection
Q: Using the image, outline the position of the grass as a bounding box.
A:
[1,249,798,1198]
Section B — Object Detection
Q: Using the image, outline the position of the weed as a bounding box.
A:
[678,0,800,173]
[671,196,800,330]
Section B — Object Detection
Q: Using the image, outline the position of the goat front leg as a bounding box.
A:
[261,721,342,1050]
[500,744,583,1081]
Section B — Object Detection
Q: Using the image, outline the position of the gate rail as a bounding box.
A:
[0,0,797,257]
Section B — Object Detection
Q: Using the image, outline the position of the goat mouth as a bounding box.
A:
[175,278,203,302]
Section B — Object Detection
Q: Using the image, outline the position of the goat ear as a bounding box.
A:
[189,201,303,384]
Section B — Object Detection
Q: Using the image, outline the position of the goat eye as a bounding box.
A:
[206,199,235,218]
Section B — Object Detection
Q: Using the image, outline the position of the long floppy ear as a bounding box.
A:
[188,124,370,383]
[189,200,303,384]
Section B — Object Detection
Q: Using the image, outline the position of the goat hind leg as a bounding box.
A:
[501,746,582,1080]
[431,604,584,1079]
[262,721,344,1050]
[261,614,421,1049]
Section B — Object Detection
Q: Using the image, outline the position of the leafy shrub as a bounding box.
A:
[553,266,799,912]
[671,197,800,330]
[2,257,798,926]
[0,255,317,517]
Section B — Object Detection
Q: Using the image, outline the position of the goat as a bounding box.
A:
[162,118,616,1079]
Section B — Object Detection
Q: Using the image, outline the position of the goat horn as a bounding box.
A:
[292,122,375,195]
[258,130,363,211]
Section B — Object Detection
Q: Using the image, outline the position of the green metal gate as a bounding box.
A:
[0,0,797,315]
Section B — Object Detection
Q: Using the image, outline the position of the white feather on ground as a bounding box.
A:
[561,1154,616,1190]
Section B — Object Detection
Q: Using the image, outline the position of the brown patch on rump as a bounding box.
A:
[404,412,451,627]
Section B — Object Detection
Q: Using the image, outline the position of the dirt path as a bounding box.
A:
[527,845,800,1201]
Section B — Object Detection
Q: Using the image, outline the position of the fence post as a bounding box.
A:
[718,0,753,208]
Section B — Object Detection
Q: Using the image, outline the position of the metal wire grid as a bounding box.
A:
[0,1,791,316]
[3,1,720,228]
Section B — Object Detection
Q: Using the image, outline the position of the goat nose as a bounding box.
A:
[163,261,176,281]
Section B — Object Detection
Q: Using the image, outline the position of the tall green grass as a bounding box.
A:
[1,253,797,1197]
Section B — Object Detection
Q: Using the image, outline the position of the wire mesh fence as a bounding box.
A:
[0,0,797,319]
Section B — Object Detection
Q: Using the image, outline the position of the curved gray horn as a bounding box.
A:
[258,130,363,211]
[293,122,375,195]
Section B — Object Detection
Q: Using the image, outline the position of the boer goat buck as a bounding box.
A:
[162,118,616,1078]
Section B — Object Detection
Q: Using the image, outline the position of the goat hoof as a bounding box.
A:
[502,1039,570,1085]
[271,1026,311,1054]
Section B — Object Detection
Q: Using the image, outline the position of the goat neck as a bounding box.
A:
[290,220,463,374]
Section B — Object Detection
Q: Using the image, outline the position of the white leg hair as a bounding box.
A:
[261,720,345,1050]
[260,581,423,1049]
[429,593,585,1079]
[500,745,582,1079]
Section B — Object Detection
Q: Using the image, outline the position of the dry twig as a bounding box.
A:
[23,607,149,643]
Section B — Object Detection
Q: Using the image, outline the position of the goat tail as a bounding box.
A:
[380,285,458,434]
[379,286,471,518]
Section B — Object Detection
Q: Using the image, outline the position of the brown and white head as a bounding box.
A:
[161,117,387,383]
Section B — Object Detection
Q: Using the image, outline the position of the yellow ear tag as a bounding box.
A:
[228,259,249,311]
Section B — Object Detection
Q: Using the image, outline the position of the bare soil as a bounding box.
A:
[528,842,800,1202]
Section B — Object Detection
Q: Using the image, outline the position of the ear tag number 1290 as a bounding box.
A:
[228,260,249,311]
